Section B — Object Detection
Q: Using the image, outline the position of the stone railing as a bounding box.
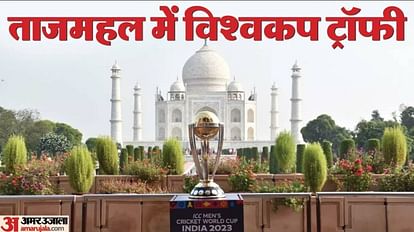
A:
[51,174,300,194]
[1,192,414,231]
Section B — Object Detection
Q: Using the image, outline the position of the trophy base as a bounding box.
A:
[189,181,225,199]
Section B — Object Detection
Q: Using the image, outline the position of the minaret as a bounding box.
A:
[110,61,123,146]
[270,82,279,141]
[133,83,143,141]
[290,61,304,144]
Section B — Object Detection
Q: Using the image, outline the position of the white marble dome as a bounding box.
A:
[182,45,231,92]
[170,79,185,92]
[227,79,244,92]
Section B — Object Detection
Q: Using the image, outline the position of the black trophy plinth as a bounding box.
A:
[170,194,244,232]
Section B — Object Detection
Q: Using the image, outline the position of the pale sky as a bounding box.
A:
[0,1,413,142]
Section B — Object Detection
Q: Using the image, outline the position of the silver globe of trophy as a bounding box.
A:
[188,111,225,198]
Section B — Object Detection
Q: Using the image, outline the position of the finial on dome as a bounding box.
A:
[204,38,208,46]
[233,75,236,81]
[134,82,140,90]
[292,60,301,71]
[111,60,120,70]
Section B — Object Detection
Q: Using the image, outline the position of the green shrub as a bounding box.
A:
[275,132,296,173]
[209,158,242,174]
[95,137,119,175]
[379,166,414,191]
[382,126,407,167]
[321,140,333,168]
[148,146,153,158]
[228,161,256,192]
[139,146,145,160]
[296,144,306,173]
[65,146,94,193]
[236,148,243,158]
[0,158,58,195]
[183,175,199,193]
[126,145,134,162]
[331,157,373,191]
[152,146,162,165]
[339,139,355,159]
[38,132,71,156]
[162,138,184,174]
[252,180,307,212]
[85,137,98,153]
[120,148,128,173]
[269,145,278,174]
[251,147,259,161]
[250,159,269,174]
[261,146,269,162]
[242,147,250,160]
[244,147,249,160]
[366,138,380,155]
[98,179,166,194]
[125,159,166,183]
[303,143,327,193]
[133,147,140,161]
[126,145,134,156]
[2,135,27,174]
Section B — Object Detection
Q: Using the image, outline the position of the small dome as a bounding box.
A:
[292,61,300,71]
[227,79,244,92]
[111,62,120,70]
[182,45,231,92]
[170,79,185,92]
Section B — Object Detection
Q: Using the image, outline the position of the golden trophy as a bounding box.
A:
[188,111,225,198]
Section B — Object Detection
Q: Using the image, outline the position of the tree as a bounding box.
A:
[301,114,351,153]
[95,137,119,175]
[162,138,184,175]
[296,144,306,173]
[85,137,98,153]
[366,138,380,155]
[0,106,83,154]
[303,143,327,193]
[339,139,355,159]
[38,132,72,156]
[65,146,94,193]
[14,109,39,136]
[4,109,40,152]
[321,140,333,168]
[54,123,82,146]
[24,120,56,152]
[354,110,399,149]
[275,131,296,173]
[120,148,128,173]
[0,107,18,152]
[371,110,384,121]
[2,135,27,174]
[382,126,407,167]
[401,106,414,130]
[401,106,414,161]
[269,145,278,174]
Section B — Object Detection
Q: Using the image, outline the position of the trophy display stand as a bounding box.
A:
[170,194,244,232]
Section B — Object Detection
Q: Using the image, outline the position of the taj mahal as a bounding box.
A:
[109,42,304,149]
